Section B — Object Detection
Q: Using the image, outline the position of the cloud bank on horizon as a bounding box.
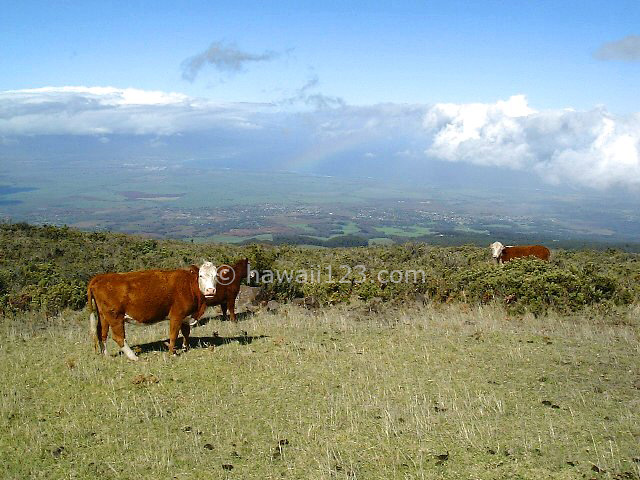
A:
[1,86,639,190]
[0,86,270,135]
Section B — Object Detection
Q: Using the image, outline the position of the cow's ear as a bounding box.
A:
[189,265,199,275]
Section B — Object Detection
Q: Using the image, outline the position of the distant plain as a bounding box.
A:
[1,156,640,250]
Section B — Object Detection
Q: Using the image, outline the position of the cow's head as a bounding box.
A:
[198,261,218,298]
[490,241,505,261]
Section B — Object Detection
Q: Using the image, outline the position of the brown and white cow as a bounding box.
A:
[87,262,218,360]
[490,242,551,264]
[199,258,252,323]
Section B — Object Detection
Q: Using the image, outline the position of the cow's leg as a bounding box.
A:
[168,317,181,355]
[90,311,102,354]
[110,316,138,361]
[96,337,105,356]
[220,303,228,321]
[100,316,110,356]
[90,311,106,355]
[180,322,191,351]
[228,300,237,323]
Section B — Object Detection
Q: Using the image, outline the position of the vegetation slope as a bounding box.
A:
[1,223,639,479]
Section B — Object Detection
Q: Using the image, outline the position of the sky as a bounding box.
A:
[1,0,640,191]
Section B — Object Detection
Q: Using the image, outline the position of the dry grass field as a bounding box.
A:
[1,303,639,479]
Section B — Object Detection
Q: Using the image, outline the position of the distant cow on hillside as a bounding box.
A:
[87,263,218,360]
[201,258,253,323]
[490,242,550,264]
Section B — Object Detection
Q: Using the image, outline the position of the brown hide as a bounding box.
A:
[205,258,249,322]
[500,245,550,263]
[87,266,206,355]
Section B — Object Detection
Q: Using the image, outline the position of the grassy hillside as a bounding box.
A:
[1,223,640,478]
[1,304,639,479]
[1,223,640,317]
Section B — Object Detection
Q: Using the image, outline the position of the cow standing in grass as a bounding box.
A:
[87,263,218,360]
[490,242,551,264]
[201,258,252,323]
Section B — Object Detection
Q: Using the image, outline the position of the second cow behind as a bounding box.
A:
[203,258,253,323]
[490,242,550,263]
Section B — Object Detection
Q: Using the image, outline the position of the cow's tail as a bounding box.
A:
[87,284,101,353]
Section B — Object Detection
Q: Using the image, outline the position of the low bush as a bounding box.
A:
[453,258,620,315]
[1,223,638,314]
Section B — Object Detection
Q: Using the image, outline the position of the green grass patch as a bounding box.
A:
[339,221,360,235]
[375,225,432,237]
[368,237,395,246]
[288,223,316,234]
[1,305,639,478]
[204,234,274,244]
[454,225,490,235]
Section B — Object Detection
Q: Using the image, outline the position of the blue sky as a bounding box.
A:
[2,0,639,112]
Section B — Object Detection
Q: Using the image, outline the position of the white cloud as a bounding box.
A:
[424,95,535,168]
[6,86,190,105]
[0,86,268,135]
[1,87,639,190]
[423,95,640,189]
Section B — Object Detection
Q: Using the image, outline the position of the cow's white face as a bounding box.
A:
[490,241,505,259]
[198,262,217,298]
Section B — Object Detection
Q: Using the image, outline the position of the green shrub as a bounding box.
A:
[18,281,86,315]
[0,224,638,315]
[301,281,352,305]
[0,269,11,295]
[454,258,621,315]
[355,281,384,301]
